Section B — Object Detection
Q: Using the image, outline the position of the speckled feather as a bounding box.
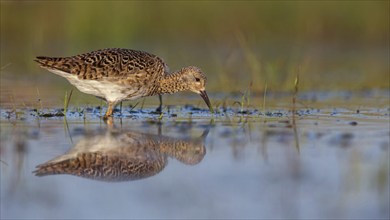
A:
[35,48,169,80]
[33,151,168,181]
[35,48,213,116]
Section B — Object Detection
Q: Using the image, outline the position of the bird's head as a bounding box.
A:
[180,66,213,113]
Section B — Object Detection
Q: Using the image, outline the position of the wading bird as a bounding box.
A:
[35,48,213,117]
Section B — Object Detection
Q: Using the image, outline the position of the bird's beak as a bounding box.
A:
[199,90,214,113]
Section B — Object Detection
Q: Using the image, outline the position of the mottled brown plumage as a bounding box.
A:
[35,48,213,117]
[33,129,208,181]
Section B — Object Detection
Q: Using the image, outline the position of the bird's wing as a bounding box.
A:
[34,48,168,80]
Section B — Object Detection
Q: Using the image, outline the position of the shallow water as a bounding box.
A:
[1,93,389,219]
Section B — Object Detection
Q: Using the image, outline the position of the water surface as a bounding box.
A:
[1,94,389,219]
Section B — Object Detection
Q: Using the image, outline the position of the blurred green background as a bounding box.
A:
[0,1,389,107]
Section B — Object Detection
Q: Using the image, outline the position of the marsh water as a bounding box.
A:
[1,91,389,219]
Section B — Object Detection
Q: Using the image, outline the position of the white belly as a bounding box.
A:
[49,69,145,103]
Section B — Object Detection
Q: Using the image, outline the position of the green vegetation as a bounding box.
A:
[0,1,388,108]
[36,88,43,115]
[63,89,73,116]
[262,81,268,115]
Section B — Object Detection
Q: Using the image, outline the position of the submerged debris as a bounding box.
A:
[38,110,65,118]
[349,121,358,126]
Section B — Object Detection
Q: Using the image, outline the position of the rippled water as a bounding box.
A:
[1,97,389,219]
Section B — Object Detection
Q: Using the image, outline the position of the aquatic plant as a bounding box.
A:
[62,89,73,116]
[292,72,300,152]
[234,82,252,114]
[140,98,146,112]
[5,94,25,120]
[262,81,268,116]
[292,73,299,120]
[129,102,139,112]
[158,112,164,120]
[36,88,43,116]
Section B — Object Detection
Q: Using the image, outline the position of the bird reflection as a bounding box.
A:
[34,128,208,182]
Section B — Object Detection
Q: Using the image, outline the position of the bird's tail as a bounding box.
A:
[34,56,56,67]
[34,56,72,73]
[33,160,71,176]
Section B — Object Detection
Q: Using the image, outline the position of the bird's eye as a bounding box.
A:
[195,78,200,82]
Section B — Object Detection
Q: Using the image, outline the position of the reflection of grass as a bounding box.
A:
[0,159,8,166]
[63,115,73,144]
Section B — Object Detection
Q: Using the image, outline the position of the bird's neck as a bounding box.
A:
[154,70,188,95]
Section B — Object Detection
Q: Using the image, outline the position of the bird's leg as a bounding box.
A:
[104,101,115,118]
[102,102,115,127]
[156,95,163,113]
[103,116,114,127]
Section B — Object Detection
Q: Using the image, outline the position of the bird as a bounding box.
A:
[34,48,213,117]
[33,128,208,182]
